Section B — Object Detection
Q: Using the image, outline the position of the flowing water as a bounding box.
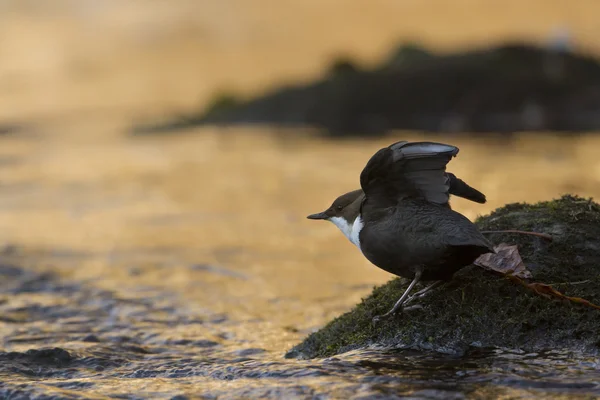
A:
[1,121,600,399]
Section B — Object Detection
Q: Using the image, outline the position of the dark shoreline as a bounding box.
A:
[132,42,600,137]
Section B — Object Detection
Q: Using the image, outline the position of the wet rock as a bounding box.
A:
[81,334,101,343]
[23,348,73,363]
[287,195,600,359]
[0,348,74,366]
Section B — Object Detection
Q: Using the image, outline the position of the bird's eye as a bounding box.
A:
[336,205,343,210]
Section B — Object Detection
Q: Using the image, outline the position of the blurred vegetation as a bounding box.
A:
[203,92,243,118]
[381,42,434,69]
[327,57,361,77]
[132,41,600,137]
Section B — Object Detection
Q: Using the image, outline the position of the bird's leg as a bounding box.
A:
[372,267,423,324]
[402,280,444,307]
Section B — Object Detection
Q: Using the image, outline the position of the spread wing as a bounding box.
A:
[359,141,459,205]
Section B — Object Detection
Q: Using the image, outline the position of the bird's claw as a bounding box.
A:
[371,310,400,325]
[371,304,424,325]
[371,314,390,325]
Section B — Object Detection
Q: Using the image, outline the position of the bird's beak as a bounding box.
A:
[307,211,328,220]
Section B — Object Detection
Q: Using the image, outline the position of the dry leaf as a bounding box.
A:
[474,243,532,279]
[474,243,600,311]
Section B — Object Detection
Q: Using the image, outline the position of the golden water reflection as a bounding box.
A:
[1,127,600,358]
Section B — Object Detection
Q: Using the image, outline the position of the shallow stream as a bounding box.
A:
[1,126,599,399]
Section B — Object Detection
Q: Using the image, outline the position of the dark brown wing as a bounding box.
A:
[359,141,460,205]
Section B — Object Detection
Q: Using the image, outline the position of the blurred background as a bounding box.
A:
[1,1,600,398]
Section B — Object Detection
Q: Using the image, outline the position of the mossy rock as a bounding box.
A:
[286,195,600,359]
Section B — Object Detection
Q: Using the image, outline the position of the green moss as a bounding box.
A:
[286,195,600,359]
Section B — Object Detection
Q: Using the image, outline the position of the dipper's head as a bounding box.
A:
[307,189,364,222]
[307,189,365,247]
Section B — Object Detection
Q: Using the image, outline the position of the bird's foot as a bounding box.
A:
[371,312,393,325]
[403,293,422,307]
[403,304,423,312]
[403,281,444,307]
[371,271,427,325]
[371,304,423,325]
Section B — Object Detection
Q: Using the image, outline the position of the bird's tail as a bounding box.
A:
[446,173,486,204]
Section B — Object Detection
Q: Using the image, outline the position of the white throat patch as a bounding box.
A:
[330,216,363,250]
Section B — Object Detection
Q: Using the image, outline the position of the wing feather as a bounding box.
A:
[360,141,460,205]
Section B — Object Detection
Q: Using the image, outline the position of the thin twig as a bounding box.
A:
[548,280,591,286]
[480,230,553,242]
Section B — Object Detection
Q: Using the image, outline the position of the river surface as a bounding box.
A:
[1,124,600,399]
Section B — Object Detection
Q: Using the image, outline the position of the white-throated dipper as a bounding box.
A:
[307,141,494,322]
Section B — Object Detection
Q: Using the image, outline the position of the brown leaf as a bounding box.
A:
[508,276,600,311]
[474,243,532,279]
[474,243,600,311]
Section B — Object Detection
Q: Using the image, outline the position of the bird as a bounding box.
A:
[307,140,494,323]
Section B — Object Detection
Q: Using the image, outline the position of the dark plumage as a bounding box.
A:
[358,141,493,281]
[307,140,493,321]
